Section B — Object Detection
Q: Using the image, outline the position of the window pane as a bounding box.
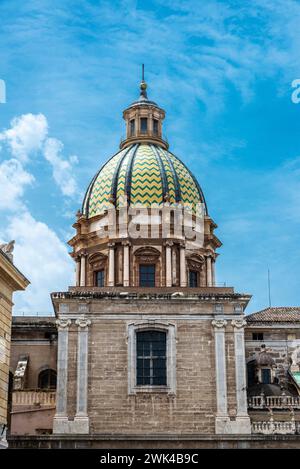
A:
[130,119,135,136]
[262,368,271,384]
[95,270,104,287]
[189,270,198,288]
[139,264,155,287]
[140,118,148,134]
[136,331,167,386]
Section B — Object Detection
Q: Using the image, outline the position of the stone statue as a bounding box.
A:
[0,240,15,261]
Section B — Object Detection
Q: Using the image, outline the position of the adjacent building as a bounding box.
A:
[0,243,29,448]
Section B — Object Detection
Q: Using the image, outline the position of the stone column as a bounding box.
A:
[212,319,229,433]
[212,259,215,286]
[206,256,212,287]
[165,242,172,287]
[75,257,80,286]
[231,320,251,433]
[80,253,86,287]
[123,241,130,287]
[74,318,91,434]
[53,319,71,433]
[179,245,187,287]
[108,243,115,287]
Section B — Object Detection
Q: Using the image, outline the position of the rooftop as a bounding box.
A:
[247,307,300,323]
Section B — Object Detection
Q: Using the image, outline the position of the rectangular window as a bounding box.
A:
[261,368,271,384]
[130,119,135,136]
[153,119,159,135]
[139,264,155,287]
[95,269,104,287]
[140,117,148,134]
[136,331,167,386]
[252,332,264,341]
[189,270,198,288]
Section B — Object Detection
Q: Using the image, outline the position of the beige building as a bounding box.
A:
[0,243,29,448]
[7,79,300,449]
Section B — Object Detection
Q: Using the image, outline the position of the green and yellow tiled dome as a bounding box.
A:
[82,143,207,218]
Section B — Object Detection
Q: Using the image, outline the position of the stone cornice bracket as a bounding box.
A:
[231,319,247,329]
[56,319,72,331]
[212,319,227,330]
[75,318,91,329]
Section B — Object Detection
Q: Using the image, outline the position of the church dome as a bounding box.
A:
[82,143,207,218]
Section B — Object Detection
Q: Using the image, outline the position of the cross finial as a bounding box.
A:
[142,63,145,82]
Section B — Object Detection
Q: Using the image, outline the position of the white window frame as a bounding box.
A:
[127,321,176,395]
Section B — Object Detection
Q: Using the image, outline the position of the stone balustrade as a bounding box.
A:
[248,394,300,409]
[252,420,299,435]
[12,390,56,407]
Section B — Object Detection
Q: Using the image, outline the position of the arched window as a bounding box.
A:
[136,331,166,386]
[38,369,57,389]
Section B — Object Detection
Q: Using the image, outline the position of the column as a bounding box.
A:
[165,242,172,287]
[206,256,212,287]
[123,241,130,287]
[75,257,80,286]
[80,253,86,287]
[211,259,215,286]
[212,319,229,433]
[231,320,251,433]
[53,319,71,433]
[74,318,91,434]
[179,245,187,287]
[108,242,115,286]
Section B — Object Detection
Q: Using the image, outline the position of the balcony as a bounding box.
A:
[248,394,300,409]
[12,390,56,407]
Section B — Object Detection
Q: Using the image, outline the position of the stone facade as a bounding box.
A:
[0,247,29,448]
[51,289,251,437]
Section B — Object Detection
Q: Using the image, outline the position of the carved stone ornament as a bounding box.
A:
[75,318,91,329]
[56,319,72,331]
[212,319,227,329]
[231,319,247,329]
[187,254,204,271]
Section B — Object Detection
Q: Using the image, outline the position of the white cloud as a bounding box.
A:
[0,113,48,162]
[43,137,78,197]
[0,159,34,211]
[5,210,73,314]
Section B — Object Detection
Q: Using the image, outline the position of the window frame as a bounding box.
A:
[140,117,148,134]
[136,330,167,386]
[252,332,264,341]
[189,270,198,287]
[38,368,57,390]
[139,263,156,287]
[128,322,176,395]
[94,269,105,287]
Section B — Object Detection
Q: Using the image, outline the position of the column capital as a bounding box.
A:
[80,251,88,257]
[56,319,72,331]
[75,318,91,329]
[108,242,116,248]
[212,319,227,330]
[231,319,247,330]
[121,240,131,247]
[165,240,173,247]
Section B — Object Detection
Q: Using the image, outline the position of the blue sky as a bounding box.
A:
[0,0,300,314]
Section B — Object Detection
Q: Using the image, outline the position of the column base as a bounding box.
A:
[53,416,89,434]
[215,415,251,434]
